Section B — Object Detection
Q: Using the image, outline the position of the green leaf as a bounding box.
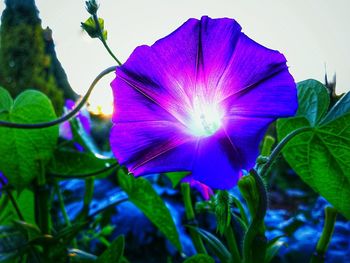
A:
[184,254,215,263]
[49,148,116,178]
[0,88,58,190]
[81,17,107,40]
[320,92,350,125]
[264,236,286,263]
[97,235,124,263]
[164,171,189,188]
[0,87,13,113]
[186,226,231,263]
[277,80,350,219]
[296,79,329,126]
[0,189,35,225]
[231,196,249,227]
[118,172,182,251]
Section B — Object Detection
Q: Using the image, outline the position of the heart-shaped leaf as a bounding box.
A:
[277,80,350,219]
[296,79,329,126]
[0,88,58,190]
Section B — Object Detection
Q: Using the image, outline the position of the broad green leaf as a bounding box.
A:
[0,87,12,113]
[118,172,182,251]
[97,235,124,263]
[184,254,215,263]
[49,148,116,178]
[186,226,231,263]
[0,88,58,190]
[296,79,329,126]
[0,189,35,225]
[277,80,350,219]
[320,92,350,125]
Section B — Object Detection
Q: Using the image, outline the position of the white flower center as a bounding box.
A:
[188,96,223,137]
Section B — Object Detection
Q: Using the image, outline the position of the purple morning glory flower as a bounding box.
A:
[110,16,297,189]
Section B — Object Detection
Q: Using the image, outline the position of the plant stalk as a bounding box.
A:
[181,183,207,254]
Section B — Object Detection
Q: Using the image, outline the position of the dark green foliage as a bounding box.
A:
[0,0,64,114]
[184,254,215,263]
[97,235,124,263]
[277,79,350,219]
[118,171,182,251]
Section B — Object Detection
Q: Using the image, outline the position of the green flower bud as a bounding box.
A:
[85,0,99,15]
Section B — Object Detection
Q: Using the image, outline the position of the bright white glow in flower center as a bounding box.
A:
[188,96,223,137]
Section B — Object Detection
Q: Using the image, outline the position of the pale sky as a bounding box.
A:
[1,0,349,114]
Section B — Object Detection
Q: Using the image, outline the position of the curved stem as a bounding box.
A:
[92,14,122,66]
[0,66,117,129]
[260,126,313,177]
[310,206,338,263]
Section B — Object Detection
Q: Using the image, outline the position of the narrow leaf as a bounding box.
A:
[97,235,124,263]
[186,225,231,263]
[118,172,182,251]
[184,254,215,263]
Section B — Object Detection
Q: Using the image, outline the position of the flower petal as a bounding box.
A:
[191,129,242,189]
[195,16,242,98]
[110,121,195,175]
[116,19,201,124]
[116,17,242,123]
[223,115,274,170]
[215,33,288,102]
[111,75,178,123]
[222,69,297,118]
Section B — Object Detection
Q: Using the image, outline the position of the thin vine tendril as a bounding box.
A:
[0,66,117,129]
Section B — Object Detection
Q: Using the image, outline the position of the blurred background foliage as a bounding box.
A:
[0,0,77,115]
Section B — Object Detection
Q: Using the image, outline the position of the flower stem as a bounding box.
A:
[0,66,116,129]
[36,161,51,235]
[310,206,338,263]
[181,183,207,254]
[0,176,24,221]
[80,177,95,219]
[224,224,241,263]
[54,181,71,227]
[260,126,313,177]
[92,14,122,66]
[54,180,78,248]
[242,169,267,263]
